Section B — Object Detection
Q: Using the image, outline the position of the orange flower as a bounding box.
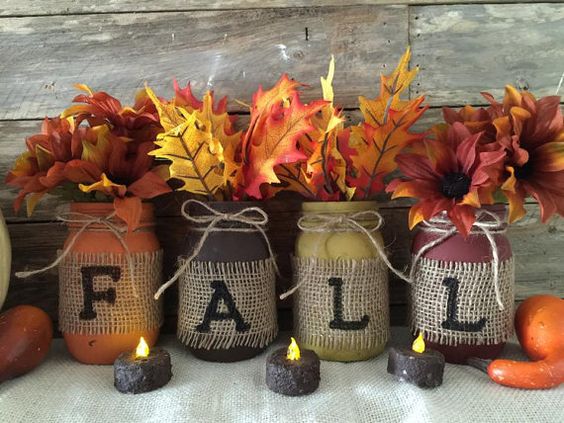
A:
[62,84,162,143]
[387,123,506,236]
[483,86,564,223]
[7,86,171,229]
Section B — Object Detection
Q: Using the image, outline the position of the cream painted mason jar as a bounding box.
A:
[292,201,389,361]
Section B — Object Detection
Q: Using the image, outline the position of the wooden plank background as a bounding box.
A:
[1,1,563,334]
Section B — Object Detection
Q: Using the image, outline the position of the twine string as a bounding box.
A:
[15,211,139,297]
[411,209,507,310]
[153,199,279,300]
[279,209,409,300]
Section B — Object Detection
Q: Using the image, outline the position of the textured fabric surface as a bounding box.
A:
[1,328,561,423]
[293,257,389,351]
[410,258,515,345]
[177,258,278,349]
[58,250,163,334]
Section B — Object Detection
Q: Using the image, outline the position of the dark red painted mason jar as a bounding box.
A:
[410,205,515,364]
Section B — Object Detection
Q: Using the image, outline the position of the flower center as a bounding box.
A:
[514,162,533,180]
[440,172,471,199]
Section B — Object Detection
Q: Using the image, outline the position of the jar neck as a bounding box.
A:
[186,200,267,231]
[424,206,508,234]
[300,201,381,231]
[67,201,155,231]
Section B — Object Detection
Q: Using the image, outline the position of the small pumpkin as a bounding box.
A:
[0,305,53,383]
[470,295,564,389]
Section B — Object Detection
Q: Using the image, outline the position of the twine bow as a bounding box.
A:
[411,209,507,310]
[16,210,138,296]
[279,209,410,300]
[153,199,279,300]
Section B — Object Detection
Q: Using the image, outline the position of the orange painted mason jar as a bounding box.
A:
[60,202,163,364]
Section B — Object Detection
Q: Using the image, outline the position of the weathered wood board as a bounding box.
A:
[0,1,536,17]
[410,4,564,106]
[0,6,407,119]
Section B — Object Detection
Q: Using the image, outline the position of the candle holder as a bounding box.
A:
[387,333,445,388]
[114,337,172,394]
[266,338,320,396]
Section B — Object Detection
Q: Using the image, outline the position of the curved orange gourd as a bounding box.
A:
[487,295,564,389]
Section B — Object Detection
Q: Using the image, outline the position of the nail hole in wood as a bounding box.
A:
[305,27,309,41]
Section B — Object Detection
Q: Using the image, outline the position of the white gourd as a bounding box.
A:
[0,209,10,310]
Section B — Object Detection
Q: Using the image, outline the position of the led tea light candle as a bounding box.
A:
[266,337,320,396]
[114,337,172,394]
[387,333,445,388]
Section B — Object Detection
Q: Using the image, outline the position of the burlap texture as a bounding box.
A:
[410,257,515,346]
[178,258,278,350]
[292,257,389,351]
[58,250,163,335]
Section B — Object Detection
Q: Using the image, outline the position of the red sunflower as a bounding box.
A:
[386,122,506,236]
[482,85,564,223]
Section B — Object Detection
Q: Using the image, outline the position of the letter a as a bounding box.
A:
[196,280,251,333]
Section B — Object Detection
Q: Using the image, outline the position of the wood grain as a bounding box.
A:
[0,1,540,17]
[0,6,407,119]
[410,4,564,106]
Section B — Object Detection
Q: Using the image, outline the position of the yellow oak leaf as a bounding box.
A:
[149,112,225,198]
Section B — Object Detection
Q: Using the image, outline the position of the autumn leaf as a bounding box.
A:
[341,48,427,200]
[243,91,326,198]
[269,56,353,200]
[358,47,419,127]
[241,74,303,164]
[147,84,242,198]
[149,111,226,197]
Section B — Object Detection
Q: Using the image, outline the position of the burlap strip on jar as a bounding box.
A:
[58,250,163,335]
[292,256,389,351]
[410,257,515,346]
[177,258,277,350]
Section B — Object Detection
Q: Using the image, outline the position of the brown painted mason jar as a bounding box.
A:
[410,205,514,364]
[177,201,278,362]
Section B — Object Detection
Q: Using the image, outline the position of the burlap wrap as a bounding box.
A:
[292,256,389,351]
[177,258,278,350]
[58,250,163,335]
[410,257,515,346]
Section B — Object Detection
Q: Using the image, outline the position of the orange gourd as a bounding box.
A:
[486,295,564,389]
[0,305,53,382]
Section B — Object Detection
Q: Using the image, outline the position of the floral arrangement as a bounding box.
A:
[147,48,427,203]
[271,48,428,201]
[6,85,171,229]
[387,85,564,236]
[146,75,325,201]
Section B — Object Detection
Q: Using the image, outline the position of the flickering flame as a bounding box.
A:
[287,337,301,361]
[136,337,150,358]
[412,333,425,354]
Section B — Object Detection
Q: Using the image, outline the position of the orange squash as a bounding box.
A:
[0,305,53,382]
[486,295,564,389]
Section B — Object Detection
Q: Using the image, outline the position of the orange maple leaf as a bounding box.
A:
[343,48,428,199]
[242,91,326,198]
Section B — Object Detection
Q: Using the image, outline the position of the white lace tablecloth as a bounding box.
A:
[1,328,562,423]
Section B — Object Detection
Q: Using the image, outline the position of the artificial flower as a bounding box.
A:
[6,86,171,229]
[482,85,564,223]
[387,122,506,236]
